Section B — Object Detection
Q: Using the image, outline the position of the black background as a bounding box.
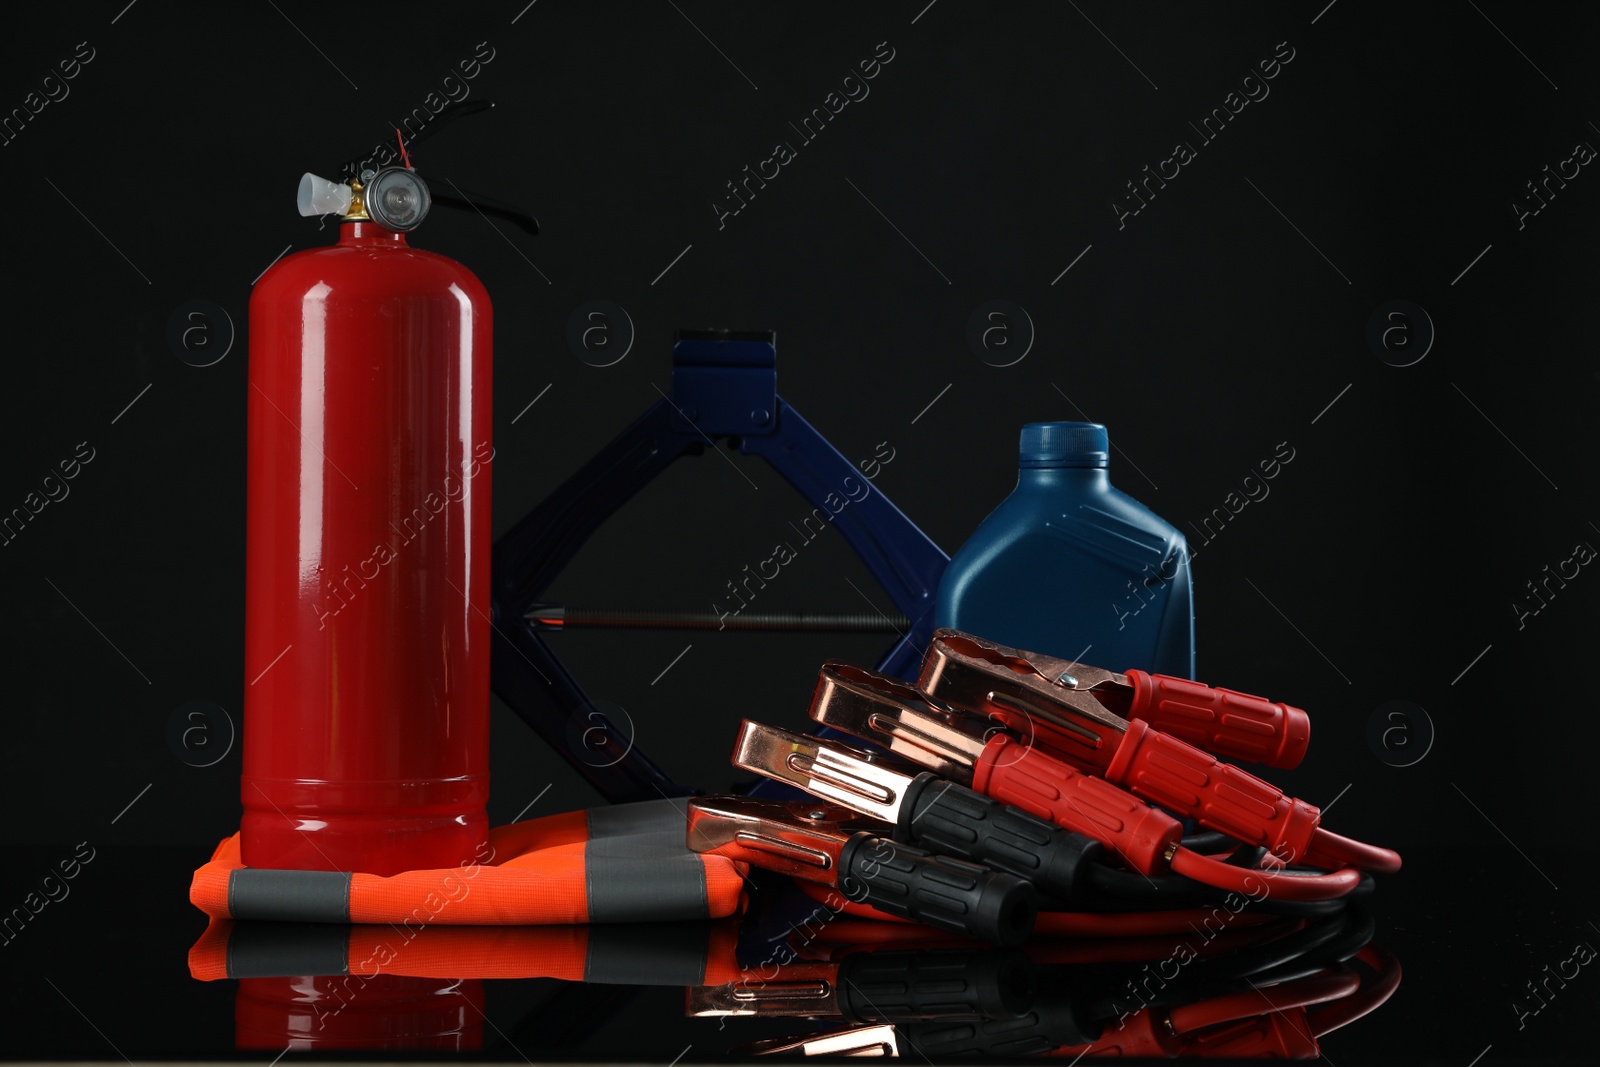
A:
[1,1,1597,1062]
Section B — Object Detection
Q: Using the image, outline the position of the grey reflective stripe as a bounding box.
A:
[585,923,711,985]
[585,800,707,922]
[585,839,708,922]
[587,797,692,839]
[228,868,353,923]
[226,922,351,978]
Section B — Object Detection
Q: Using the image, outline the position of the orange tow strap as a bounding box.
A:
[190,800,747,926]
[189,917,746,985]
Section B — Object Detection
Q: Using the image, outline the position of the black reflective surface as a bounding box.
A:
[1,844,1592,1062]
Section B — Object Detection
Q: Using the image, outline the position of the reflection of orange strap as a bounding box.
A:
[189,917,745,985]
[190,803,746,926]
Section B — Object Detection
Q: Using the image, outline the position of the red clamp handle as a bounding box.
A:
[1124,670,1311,770]
[1106,719,1321,862]
[970,736,1181,874]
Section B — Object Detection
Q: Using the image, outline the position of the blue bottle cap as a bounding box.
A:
[1019,422,1108,468]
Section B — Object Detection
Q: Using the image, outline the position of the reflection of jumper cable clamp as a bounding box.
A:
[732,920,1400,1058]
[743,948,1400,1059]
[807,657,1396,902]
[687,947,1034,1022]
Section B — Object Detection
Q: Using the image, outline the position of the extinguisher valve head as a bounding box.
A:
[298,172,353,219]
[364,167,431,232]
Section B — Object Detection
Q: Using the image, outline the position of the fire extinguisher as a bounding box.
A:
[242,104,538,876]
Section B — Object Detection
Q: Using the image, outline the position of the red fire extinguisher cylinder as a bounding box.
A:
[242,185,493,876]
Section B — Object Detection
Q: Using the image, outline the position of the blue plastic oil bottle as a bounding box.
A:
[935,422,1194,677]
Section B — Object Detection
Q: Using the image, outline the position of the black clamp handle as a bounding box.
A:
[898,773,1105,901]
[836,833,1037,947]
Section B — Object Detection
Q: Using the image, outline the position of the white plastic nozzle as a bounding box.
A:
[298,172,352,218]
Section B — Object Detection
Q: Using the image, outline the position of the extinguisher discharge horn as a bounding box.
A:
[297,172,352,218]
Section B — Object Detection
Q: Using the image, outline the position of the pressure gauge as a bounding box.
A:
[364,167,431,232]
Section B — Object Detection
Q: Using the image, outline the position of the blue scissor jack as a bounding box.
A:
[490,329,948,802]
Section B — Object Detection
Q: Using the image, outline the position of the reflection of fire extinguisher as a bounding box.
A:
[235,976,485,1052]
[242,105,537,876]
